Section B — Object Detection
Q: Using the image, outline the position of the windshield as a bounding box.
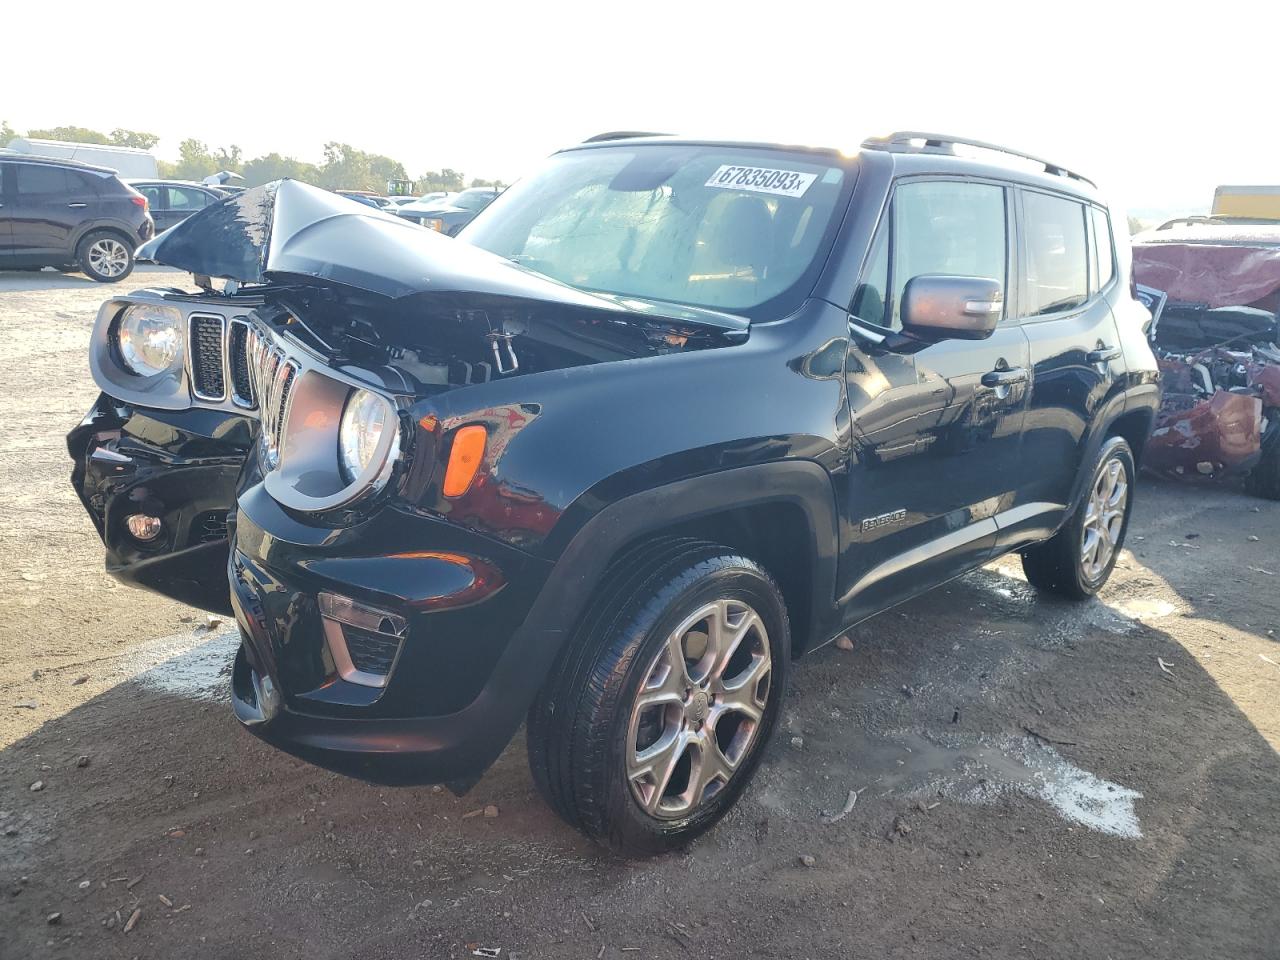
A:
[462,144,850,317]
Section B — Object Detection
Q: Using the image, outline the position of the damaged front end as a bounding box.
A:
[1133,232,1280,498]
[70,178,750,604]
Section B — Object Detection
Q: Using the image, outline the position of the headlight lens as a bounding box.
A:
[338,389,400,486]
[116,304,182,377]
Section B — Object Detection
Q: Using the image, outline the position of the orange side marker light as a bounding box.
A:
[443,425,487,498]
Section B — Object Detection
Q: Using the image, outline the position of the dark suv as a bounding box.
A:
[68,133,1159,855]
[0,154,154,281]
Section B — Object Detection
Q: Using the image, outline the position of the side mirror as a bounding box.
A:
[900,275,1003,343]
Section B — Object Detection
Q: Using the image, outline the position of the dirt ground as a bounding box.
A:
[2,267,1278,960]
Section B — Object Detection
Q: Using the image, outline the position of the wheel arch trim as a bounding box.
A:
[385,460,840,790]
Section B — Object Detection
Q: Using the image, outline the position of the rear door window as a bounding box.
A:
[15,164,72,197]
[167,186,211,211]
[1022,191,1089,316]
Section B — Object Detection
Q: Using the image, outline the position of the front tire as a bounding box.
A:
[77,231,134,283]
[1022,436,1136,599]
[527,540,790,857]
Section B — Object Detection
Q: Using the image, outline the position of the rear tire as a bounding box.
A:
[527,539,790,856]
[77,231,134,283]
[1244,416,1280,500]
[1022,436,1135,599]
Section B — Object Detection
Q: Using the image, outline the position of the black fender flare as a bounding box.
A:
[1066,387,1158,514]
[543,459,839,647]
[434,460,839,790]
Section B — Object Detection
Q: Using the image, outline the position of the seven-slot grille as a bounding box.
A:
[184,314,300,470]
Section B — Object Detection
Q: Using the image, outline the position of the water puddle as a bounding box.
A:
[893,732,1143,837]
[1106,597,1179,622]
[854,731,1144,838]
[119,626,240,701]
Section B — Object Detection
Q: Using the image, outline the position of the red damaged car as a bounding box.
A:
[1133,219,1280,499]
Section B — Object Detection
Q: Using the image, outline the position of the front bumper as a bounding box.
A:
[226,483,558,787]
[67,395,253,614]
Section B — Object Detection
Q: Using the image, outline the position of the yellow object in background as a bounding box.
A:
[1212,185,1280,220]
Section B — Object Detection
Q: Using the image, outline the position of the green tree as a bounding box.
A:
[172,139,218,180]
[318,142,406,192]
[416,168,466,193]
[242,153,322,187]
[469,177,505,189]
[214,144,243,170]
[26,125,110,144]
[0,119,15,146]
[172,139,242,181]
[1127,216,1145,236]
[109,128,160,150]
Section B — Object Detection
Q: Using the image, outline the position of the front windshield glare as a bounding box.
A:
[462,145,847,314]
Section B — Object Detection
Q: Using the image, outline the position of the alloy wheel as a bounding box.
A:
[1080,456,1128,582]
[626,598,772,820]
[88,238,129,278]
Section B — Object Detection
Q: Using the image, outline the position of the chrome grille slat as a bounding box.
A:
[253,339,299,471]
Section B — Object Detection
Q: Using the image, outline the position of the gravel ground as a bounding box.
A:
[1,268,1278,960]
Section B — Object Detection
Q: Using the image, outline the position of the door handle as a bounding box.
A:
[981,367,1028,388]
[67,202,88,208]
[1088,345,1121,364]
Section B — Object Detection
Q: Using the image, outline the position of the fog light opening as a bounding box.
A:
[125,513,163,541]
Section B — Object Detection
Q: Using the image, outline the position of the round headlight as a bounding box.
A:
[338,389,400,486]
[116,304,183,377]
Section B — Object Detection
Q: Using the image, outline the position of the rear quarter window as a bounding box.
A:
[1092,206,1115,290]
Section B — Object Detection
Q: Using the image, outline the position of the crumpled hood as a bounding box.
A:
[136,179,748,336]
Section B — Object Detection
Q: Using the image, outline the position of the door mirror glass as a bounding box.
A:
[900,275,1003,342]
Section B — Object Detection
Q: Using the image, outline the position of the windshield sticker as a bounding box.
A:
[705,165,818,198]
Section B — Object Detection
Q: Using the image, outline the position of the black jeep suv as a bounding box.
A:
[0,154,154,281]
[68,132,1159,855]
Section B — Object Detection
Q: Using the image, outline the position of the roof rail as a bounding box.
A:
[861,131,1096,188]
[582,131,669,143]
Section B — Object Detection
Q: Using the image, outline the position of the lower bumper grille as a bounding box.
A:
[343,628,402,676]
[318,592,407,689]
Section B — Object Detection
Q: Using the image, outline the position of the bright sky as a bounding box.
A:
[8,0,1276,218]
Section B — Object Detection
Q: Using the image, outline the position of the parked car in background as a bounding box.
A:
[0,153,154,281]
[129,180,227,233]
[382,196,419,208]
[69,132,1158,855]
[393,191,451,222]
[397,186,498,234]
[336,190,397,212]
